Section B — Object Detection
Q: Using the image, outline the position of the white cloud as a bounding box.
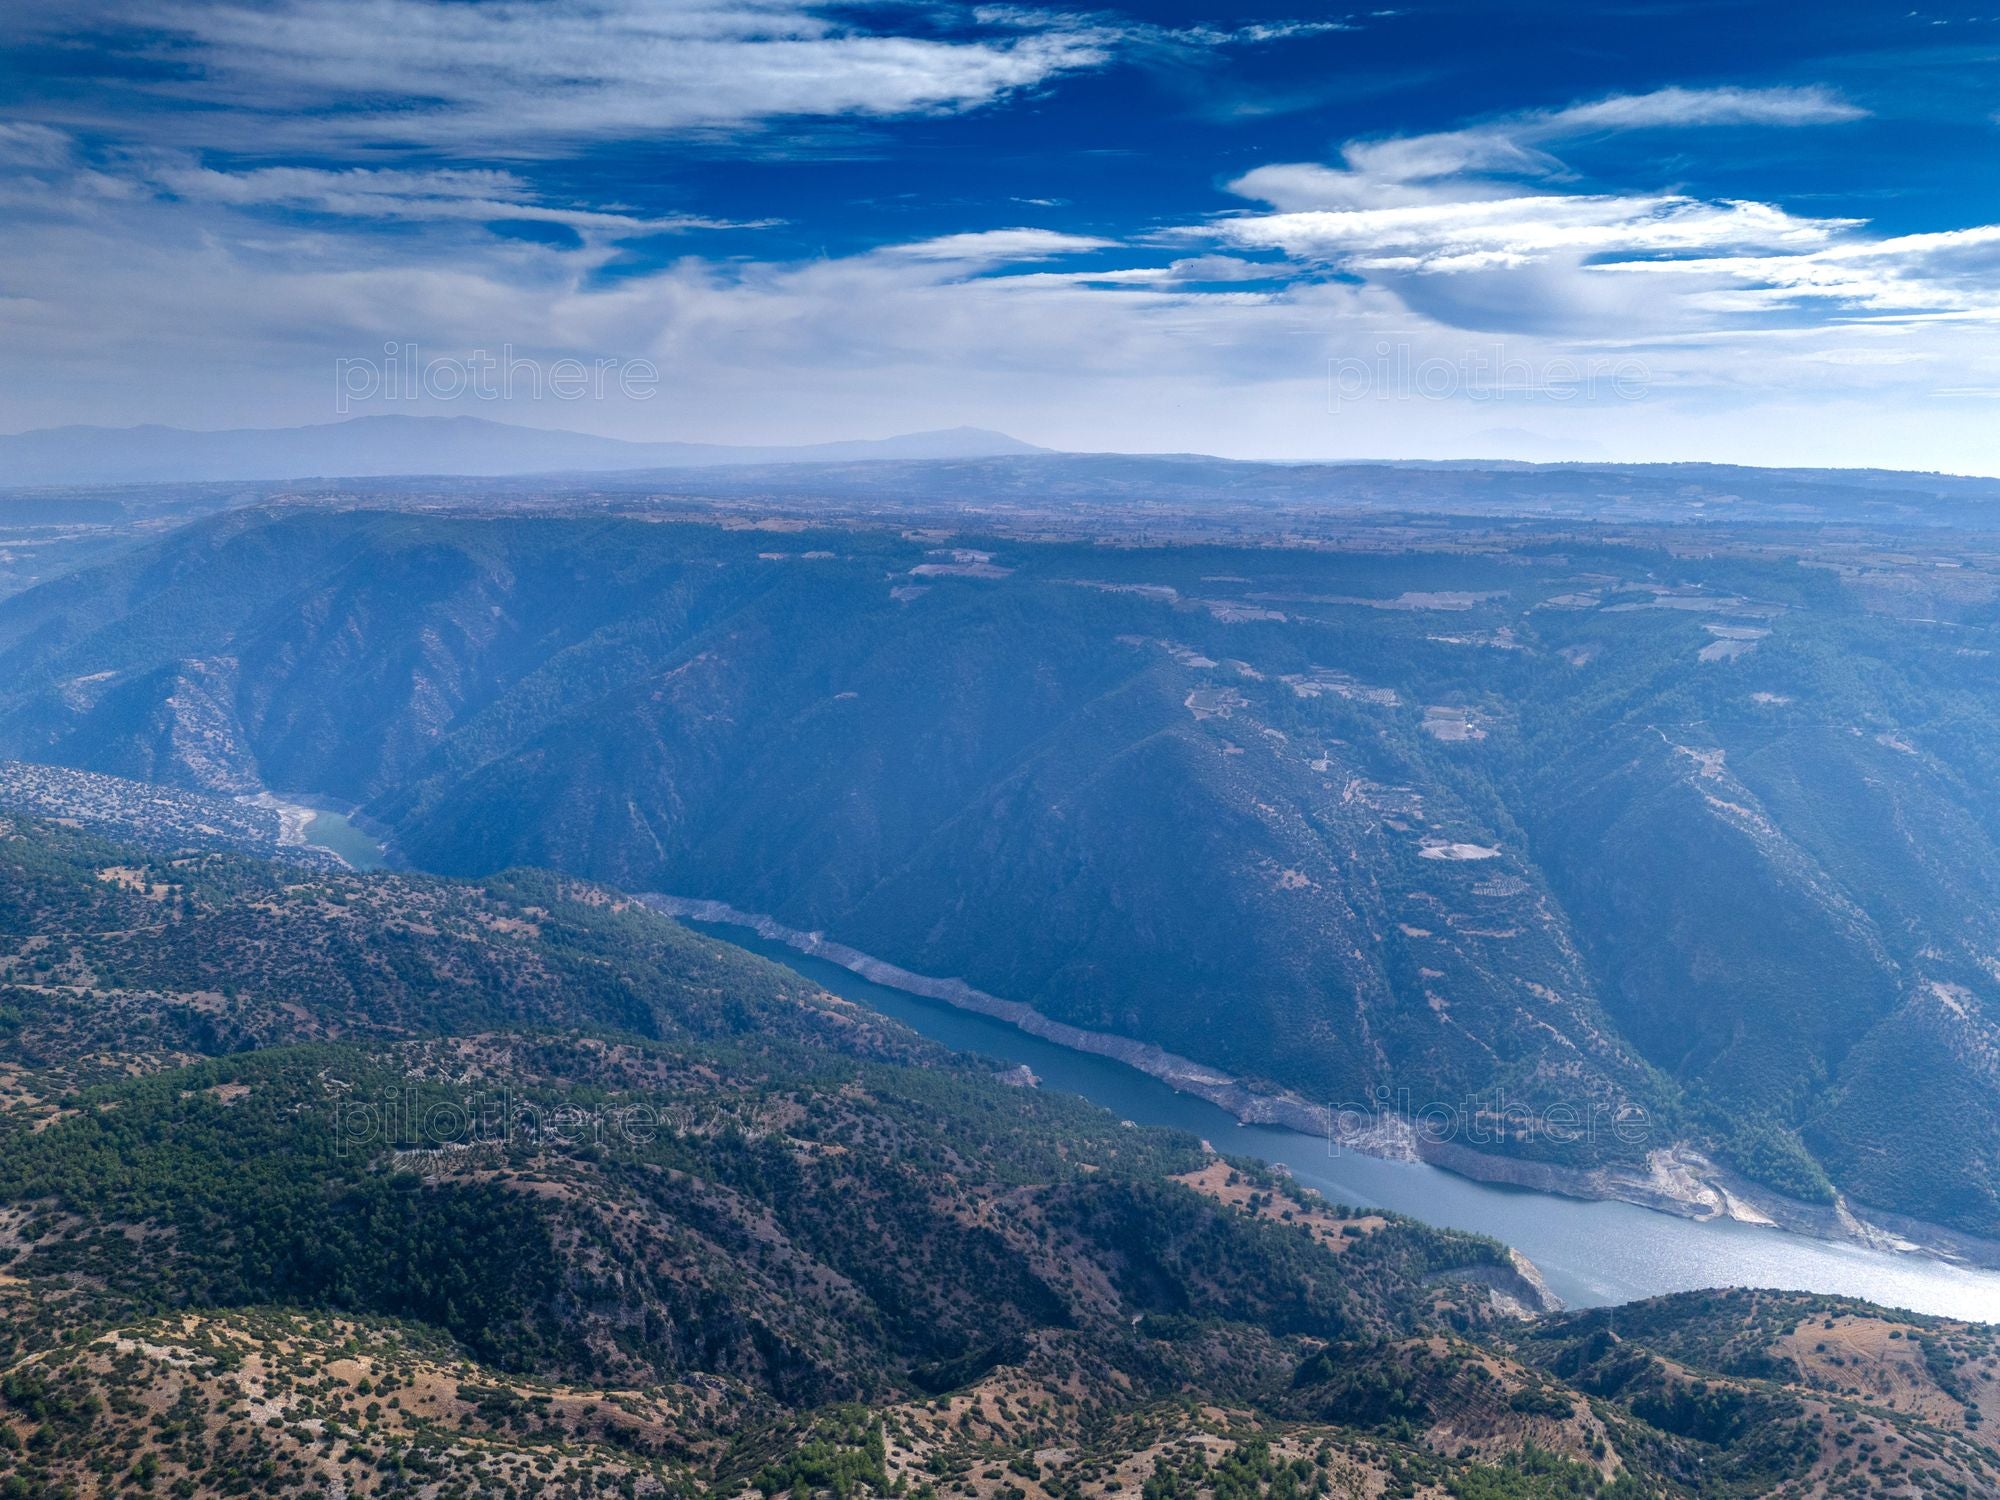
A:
[1201,83,1930,340]
[0,60,1993,473]
[2,0,1117,150]
[1209,193,1853,272]
[1595,223,2000,318]
[1233,85,1869,213]
[883,228,1116,263]
[1539,84,1866,134]
[151,161,749,234]
[0,121,74,168]
[1,181,1997,476]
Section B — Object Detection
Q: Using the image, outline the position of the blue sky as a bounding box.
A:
[2,0,1998,470]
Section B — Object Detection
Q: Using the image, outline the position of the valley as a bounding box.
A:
[12,0,2000,1488]
[0,811,1997,1497]
[4,492,2000,1252]
[5,467,2000,1495]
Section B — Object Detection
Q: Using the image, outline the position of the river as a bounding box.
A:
[690,918,2000,1323]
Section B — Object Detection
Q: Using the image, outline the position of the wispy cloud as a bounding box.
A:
[1209,193,1854,272]
[0,4,1996,476]
[1596,223,2000,318]
[1202,84,1913,327]
[2,0,1120,151]
[151,161,753,234]
[1232,85,1869,211]
[0,130,758,240]
[1541,84,1867,132]
[2,164,1997,473]
[0,121,74,168]
[884,227,1116,263]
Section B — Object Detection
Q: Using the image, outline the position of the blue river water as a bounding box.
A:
[691,919,2000,1323]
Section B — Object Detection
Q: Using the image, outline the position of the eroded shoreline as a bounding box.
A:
[643,892,2000,1275]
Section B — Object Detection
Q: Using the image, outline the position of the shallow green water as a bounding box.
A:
[301,808,387,870]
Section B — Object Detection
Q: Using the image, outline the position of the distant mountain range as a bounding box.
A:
[520,449,2000,525]
[0,414,1047,486]
[9,416,2000,533]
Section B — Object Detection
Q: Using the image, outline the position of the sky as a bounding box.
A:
[2,0,1998,471]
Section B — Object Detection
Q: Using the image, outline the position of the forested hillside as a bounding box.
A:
[4,505,2000,1237]
[0,813,1995,1497]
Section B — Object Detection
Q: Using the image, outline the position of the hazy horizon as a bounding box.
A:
[9,411,2000,484]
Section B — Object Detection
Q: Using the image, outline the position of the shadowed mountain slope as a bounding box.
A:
[5,507,2000,1238]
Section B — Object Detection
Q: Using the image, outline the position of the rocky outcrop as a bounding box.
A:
[1432,1250,1565,1319]
[1420,1139,2000,1270]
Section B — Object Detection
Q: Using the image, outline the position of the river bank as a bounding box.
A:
[642,893,2000,1278]
[240,791,392,870]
